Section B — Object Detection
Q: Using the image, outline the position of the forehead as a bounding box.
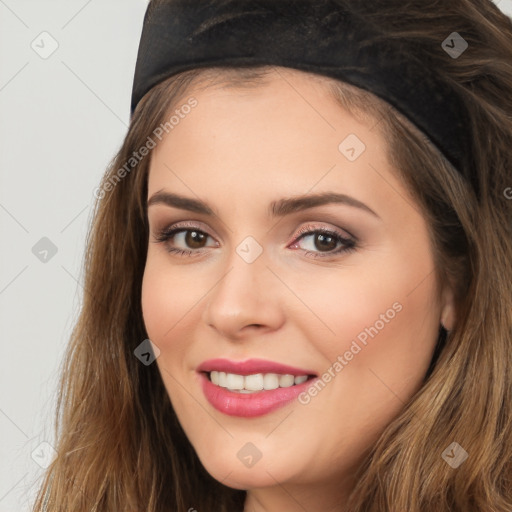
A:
[147,68,393,207]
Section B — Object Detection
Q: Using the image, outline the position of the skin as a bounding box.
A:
[141,67,456,512]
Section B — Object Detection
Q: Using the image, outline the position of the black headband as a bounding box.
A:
[131,0,474,187]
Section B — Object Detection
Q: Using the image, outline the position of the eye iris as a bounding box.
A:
[315,233,337,252]
[175,229,343,253]
[186,230,206,249]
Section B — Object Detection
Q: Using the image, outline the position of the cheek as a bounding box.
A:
[141,265,170,343]
[140,258,197,409]
[289,261,439,357]
[289,250,441,415]
[141,255,195,342]
[286,267,440,459]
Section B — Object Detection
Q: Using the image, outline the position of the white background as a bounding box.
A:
[1,1,511,510]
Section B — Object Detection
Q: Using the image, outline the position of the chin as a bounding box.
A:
[209,466,283,490]
[196,450,295,490]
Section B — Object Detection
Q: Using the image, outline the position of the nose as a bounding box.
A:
[201,248,285,341]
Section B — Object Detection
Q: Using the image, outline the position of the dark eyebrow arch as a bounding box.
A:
[147,190,380,219]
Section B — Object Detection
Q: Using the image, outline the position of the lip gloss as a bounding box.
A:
[198,372,318,417]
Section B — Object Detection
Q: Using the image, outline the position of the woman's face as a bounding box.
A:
[141,68,455,506]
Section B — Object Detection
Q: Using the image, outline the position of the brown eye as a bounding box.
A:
[185,230,208,249]
[153,226,216,257]
[313,233,339,252]
[290,225,357,259]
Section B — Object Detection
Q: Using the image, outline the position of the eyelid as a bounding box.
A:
[152,221,218,247]
[152,219,214,238]
[291,222,356,242]
[152,219,354,241]
[152,220,357,258]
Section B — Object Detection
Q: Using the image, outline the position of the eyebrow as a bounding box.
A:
[147,190,380,219]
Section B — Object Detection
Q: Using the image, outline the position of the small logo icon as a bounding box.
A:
[338,134,366,161]
[32,237,58,263]
[441,441,469,468]
[236,236,263,264]
[31,31,59,59]
[442,32,468,59]
[237,442,262,468]
[31,441,58,469]
[134,338,160,365]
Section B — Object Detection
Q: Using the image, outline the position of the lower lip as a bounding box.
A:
[198,372,318,417]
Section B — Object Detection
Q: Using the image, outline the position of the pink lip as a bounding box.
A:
[196,358,317,376]
[198,372,318,417]
[196,358,318,417]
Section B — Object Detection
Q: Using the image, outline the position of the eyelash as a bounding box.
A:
[152,222,357,260]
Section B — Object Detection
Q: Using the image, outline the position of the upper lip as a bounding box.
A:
[197,358,317,376]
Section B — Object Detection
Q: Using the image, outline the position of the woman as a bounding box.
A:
[32,0,512,511]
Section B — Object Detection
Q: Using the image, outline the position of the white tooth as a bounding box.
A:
[211,371,310,390]
[226,372,244,390]
[263,373,280,390]
[218,371,228,387]
[279,374,295,387]
[245,373,264,390]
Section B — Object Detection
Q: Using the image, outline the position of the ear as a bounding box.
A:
[440,282,456,331]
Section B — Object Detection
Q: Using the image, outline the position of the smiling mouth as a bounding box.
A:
[203,371,317,393]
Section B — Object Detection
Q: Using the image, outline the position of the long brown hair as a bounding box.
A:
[32,1,512,510]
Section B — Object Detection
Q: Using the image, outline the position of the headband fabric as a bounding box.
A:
[131,0,474,186]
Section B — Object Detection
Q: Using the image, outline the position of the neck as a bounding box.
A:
[243,473,355,512]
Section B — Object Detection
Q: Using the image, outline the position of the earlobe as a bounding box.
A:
[440,284,457,332]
